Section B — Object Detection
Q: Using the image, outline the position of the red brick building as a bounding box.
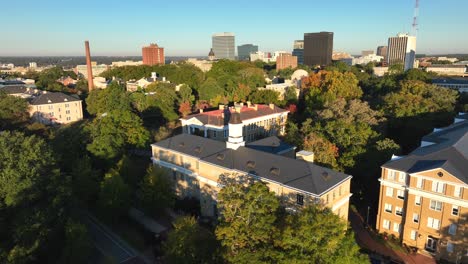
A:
[142,43,165,65]
[276,53,298,70]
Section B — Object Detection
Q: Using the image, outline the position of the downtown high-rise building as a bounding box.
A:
[387,33,417,71]
[212,32,235,60]
[292,40,304,64]
[377,46,388,61]
[142,43,165,65]
[237,44,258,61]
[303,32,333,67]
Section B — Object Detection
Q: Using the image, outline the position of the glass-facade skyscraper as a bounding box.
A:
[212,32,235,60]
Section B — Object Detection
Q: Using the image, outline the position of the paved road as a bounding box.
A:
[82,214,148,264]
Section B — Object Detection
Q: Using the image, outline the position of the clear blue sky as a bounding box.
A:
[1,0,467,56]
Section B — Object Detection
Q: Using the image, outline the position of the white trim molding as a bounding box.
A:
[407,188,468,208]
[332,193,353,211]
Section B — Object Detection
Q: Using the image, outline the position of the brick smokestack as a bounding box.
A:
[84,40,94,91]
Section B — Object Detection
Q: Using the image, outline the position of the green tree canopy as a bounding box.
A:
[137,166,175,216]
[303,70,363,110]
[0,131,71,263]
[86,82,132,116]
[164,216,221,264]
[85,110,149,160]
[280,206,349,263]
[382,80,458,118]
[0,92,29,129]
[216,178,280,263]
[59,219,93,264]
[198,77,224,103]
[249,89,280,105]
[97,169,131,220]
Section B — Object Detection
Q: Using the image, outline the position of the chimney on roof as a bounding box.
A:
[84,41,94,91]
[296,150,314,163]
[247,101,251,107]
[219,104,225,110]
[269,103,275,110]
[253,104,258,111]
[200,109,204,113]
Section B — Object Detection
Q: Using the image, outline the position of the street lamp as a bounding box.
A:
[366,206,370,227]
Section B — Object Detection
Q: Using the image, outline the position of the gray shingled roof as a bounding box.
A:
[383,119,468,183]
[0,85,28,94]
[246,136,295,154]
[153,134,350,196]
[30,92,81,105]
[152,134,226,159]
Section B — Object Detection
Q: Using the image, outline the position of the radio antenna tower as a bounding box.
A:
[412,0,420,36]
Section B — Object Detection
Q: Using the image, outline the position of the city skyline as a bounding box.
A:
[1,0,468,56]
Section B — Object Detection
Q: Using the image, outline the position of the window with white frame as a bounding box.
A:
[415,196,421,206]
[413,213,419,223]
[452,205,459,216]
[427,217,440,230]
[383,219,390,229]
[388,170,397,180]
[397,189,405,199]
[448,224,457,235]
[296,194,304,206]
[395,207,403,216]
[416,177,424,189]
[385,203,392,213]
[410,230,417,240]
[386,187,393,197]
[430,200,442,211]
[454,186,462,198]
[432,181,445,193]
[447,242,454,253]
[393,223,401,233]
[398,172,406,183]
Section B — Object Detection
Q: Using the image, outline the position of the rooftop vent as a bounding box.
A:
[179,142,185,148]
[322,171,331,181]
[64,98,68,102]
[217,153,225,161]
[194,146,202,153]
[270,167,280,176]
[247,160,256,169]
[47,99,52,103]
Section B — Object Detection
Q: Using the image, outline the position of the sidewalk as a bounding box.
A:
[349,210,436,264]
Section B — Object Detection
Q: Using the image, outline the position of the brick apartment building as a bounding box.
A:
[376,113,467,263]
[142,43,165,65]
[276,53,298,71]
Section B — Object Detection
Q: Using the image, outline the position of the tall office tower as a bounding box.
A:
[237,44,258,61]
[142,43,165,65]
[376,46,388,61]
[387,33,417,70]
[212,32,235,60]
[303,32,333,67]
[292,40,304,64]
